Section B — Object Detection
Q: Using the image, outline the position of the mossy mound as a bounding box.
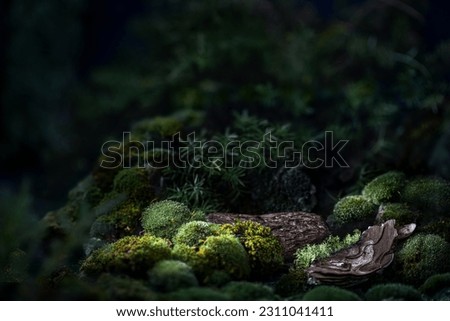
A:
[333,195,377,225]
[419,273,450,296]
[362,171,406,205]
[222,281,277,300]
[113,167,154,202]
[365,283,422,301]
[378,203,418,225]
[173,221,221,248]
[97,274,157,300]
[149,260,198,292]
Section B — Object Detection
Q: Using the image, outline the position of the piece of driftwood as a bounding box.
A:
[306,220,416,287]
[207,212,330,260]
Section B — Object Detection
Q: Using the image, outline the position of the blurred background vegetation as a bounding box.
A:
[1,0,450,299]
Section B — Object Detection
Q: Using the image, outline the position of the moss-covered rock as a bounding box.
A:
[81,235,171,277]
[303,286,361,301]
[222,281,277,300]
[397,234,450,285]
[97,274,157,300]
[402,177,450,216]
[365,283,422,301]
[220,220,284,278]
[141,200,203,240]
[419,273,450,296]
[378,203,418,225]
[149,260,198,292]
[362,171,406,205]
[173,221,221,248]
[333,195,377,225]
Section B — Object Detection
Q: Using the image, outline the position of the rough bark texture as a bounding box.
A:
[207,212,330,260]
[306,220,416,287]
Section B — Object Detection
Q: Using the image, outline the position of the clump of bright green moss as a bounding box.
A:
[173,221,221,247]
[333,195,377,225]
[149,260,198,292]
[362,171,406,205]
[378,203,418,225]
[113,167,153,202]
[294,230,361,270]
[397,234,450,285]
[220,220,284,278]
[402,177,450,216]
[303,286,361,301]
[81,235,171,277]
[365,283,422,301]
[141,200,204,239]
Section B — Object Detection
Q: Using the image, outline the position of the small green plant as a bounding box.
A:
[365,283,422,301]
[220,220,284,277]
[303,286,361,301]
[333,195,377,225]
[397,234,450,285]
[141,200,203,239]
[81,235,171,277]
[295,231,361,270]
[362,171,406,205]
[378,203,418,225]
[149,260,198,292]
[419,273,450,296]
[173,221,221,248]
[222,281,277,300]
[402,177,450,216]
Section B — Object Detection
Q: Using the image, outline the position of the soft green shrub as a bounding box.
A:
[295,231,361,270]
[81,235,171,277]
[362,171,406,204]
[365,283,422,301]
[173,221,220,247]
[220,220,284,277]
[222,281,277,300]
[419,273,450,296]
[303,286,360,301]
[397,234,450,285]
[141,200,202,239]
[149,260,198,292]
[333,195,377,225]
[378,203,418,225]
[402,177,450,216]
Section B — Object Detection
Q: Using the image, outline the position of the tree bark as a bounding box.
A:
[207,212,330,260]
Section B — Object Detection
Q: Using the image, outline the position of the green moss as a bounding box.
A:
[275,270,307,297]
[97,274,157,300]
[303,286,361,301]
[333,195,377,225]
[419,273,450,296]
[365,283,422,301]
[294,230,361,270]
[402,177,450,216]
[81,235,171,277]
[113,167,153,202]
[203,270,232,288]
[378,203,418,225]
[421,218,450,242]
[198,235,251,280]
[163,287,229,301]
[142,200,200,240]
[220,220,284,277]
[222,281,277,300]
[149,260,198,292]
[171,243,200,269]
[397,234,450,285]
[362,171,406,205]
[132,116,182,139]
[173,221,221,247]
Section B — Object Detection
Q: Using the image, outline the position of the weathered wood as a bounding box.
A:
[306,220,416,287]
[207,212,330,260]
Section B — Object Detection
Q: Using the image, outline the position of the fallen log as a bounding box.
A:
[207,212,330,260]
